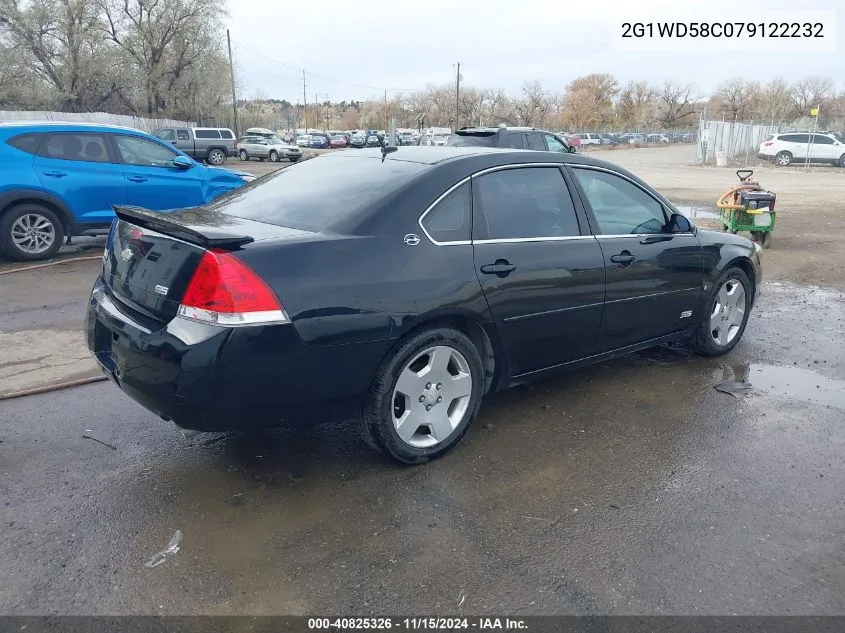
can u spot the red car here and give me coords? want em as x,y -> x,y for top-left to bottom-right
565,134 -> 582,149
330,134 -> 349,148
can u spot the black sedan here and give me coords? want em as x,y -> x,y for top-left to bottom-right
86,147 -> 762,464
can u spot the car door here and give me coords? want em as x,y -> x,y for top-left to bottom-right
111,134 -> 205,210
568,165 -> 703,350
810,134 -> 837,162
502,132 -> 528,149
783,133 -> 809,160
170,127 -> 194,156
471,165 -> 606,377
543,133 -> 569,154
32,132 -> 126,225
526,132 -> 546,151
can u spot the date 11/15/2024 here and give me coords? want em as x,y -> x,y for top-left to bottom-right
308,617 -> 527,630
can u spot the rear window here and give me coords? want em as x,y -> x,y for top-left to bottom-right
446,132 -> 496,147
6,133 -> 44,155
207,154 -> 428,231
194,129 -> 221,139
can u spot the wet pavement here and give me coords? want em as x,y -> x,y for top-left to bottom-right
1,282 -> 844,615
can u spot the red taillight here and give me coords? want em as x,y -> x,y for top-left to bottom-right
762,141 -> 774,146
178,249 -> 289,326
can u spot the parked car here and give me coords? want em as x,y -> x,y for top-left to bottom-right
296,134 -> 312,148
646,133 -> 670,144
350,132 -> 367,148
237,135 -> 302,162
598,134 -> 618,146
309,133 -> 330,149
758,132 -> 845,167
618,133 -> 645,145
575,133 -> 602,146
447,126 -> 575,154
330,134 -> 349,148
565,134 -> 582,149
85,146 -> 761,464
365,134 -> 383,148
0,121 -> 254,261
154,126 -> 237,165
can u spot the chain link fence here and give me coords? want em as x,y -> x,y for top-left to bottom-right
695,120 -> 782,166
0,110 -> 195,133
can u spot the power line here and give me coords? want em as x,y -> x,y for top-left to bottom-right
234,41 -> 415,94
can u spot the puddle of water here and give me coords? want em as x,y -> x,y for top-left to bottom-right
674,204 -> 719,220
723,362 -> 845,410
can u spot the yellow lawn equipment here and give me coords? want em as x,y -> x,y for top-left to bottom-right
716,169 -> 776,248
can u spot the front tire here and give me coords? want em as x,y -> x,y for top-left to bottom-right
269,150 -> 279,162
689,267 -> 753,357
838,153 -> 845,168
361,327 -> 485,464
775,151 -> 792,166
0,203 -> 65,262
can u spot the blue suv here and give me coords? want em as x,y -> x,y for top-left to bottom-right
0,122 -> 255,261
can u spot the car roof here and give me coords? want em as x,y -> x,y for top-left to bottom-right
327,145 -> 608,167
0,120 -> 142,133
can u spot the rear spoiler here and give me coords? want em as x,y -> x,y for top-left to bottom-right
113,205 -> 254,249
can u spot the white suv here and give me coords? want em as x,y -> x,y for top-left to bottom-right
575,133 -> 602,146
759,132 -> 845,167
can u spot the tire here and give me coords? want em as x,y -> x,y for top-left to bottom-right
207,148 -> 226,165
360,327 -> 485,464
269,150 -> 279,162
689,267 -> 753,357
0,203 -> 65,262
775,151 -> 792,166
239,149 -> 249,161
838,154 -> 845,168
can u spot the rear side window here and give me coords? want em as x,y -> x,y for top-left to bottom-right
6,133 -> 44,155
40,133 -> 110,163
446,132 -> 496,147
475,167 -> 580,240
220,130 -> 234,139
207,154 -> 428,231
421,182 -> 471,243
504,133 -> 526,149
194,129 -> 221,139
176,129 -> 190,140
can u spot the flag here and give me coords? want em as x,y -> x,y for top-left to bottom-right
810,107 -> 819,116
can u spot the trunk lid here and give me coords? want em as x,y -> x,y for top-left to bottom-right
102,205 -> 312,326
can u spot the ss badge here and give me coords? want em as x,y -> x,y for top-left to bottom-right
154,284 -> 169,296
680,310 -> 693,319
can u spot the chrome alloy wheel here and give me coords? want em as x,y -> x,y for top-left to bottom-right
391,345 -> 473,449
11,213 -> 56,254
710,278 -> 746,347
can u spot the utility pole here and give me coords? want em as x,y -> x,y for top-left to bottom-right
455,62 -> 461,131
384,90 -> 388,132
302,69 -> 307,130
226,29 -> 239,136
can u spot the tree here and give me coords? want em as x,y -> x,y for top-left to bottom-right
791,76 -> 834,120
616,80 -> 657,129
514,81 -> 550,127
561,73 -> 618,130
715,77 -> 760,121
98,0 -> 227,115
656,81 -> 698,128
754,78 -> 792,124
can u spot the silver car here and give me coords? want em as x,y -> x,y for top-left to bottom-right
237,135 -> 302,162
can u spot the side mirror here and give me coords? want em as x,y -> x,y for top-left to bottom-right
668,213 -> 692,233
568,145 -> 577,153
171,155 -> 193,169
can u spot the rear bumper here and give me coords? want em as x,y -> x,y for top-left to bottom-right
85,277 -> 391,432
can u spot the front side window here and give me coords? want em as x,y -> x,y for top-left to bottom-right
475,167 -> 580,240
40,133 -> 110,163
157,129 -> 175,141
544,134 -> 567,153
571,167 -> 667,235
811,134 -> 834,145
114,135 -> 178,167
421,182 -> 471,243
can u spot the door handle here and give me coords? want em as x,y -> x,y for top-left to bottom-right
480,259 -> 516,276
127,176 -> 148,183
42,170 -> 67,178
639,234 -> 672,244
610,251 -> 636,266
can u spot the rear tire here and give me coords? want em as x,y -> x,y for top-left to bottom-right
207,148 -> 226,165
775,151 -> 792,166
0,203 -> 65,262
360,327 -> 485,464
239,149 -> 249,161
838,154 -> 845,168
689,267 -> 752,357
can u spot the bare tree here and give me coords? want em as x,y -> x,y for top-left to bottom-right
716,77 -> 760,121
98,0 -> 226,115
791,76 -> 834,119
754,78 -> 793,124
656,81 -> 699,128
514,81 -> 550,127
616,80 -> 657,129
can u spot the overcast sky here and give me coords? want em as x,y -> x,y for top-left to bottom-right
227,0 -> 843,103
